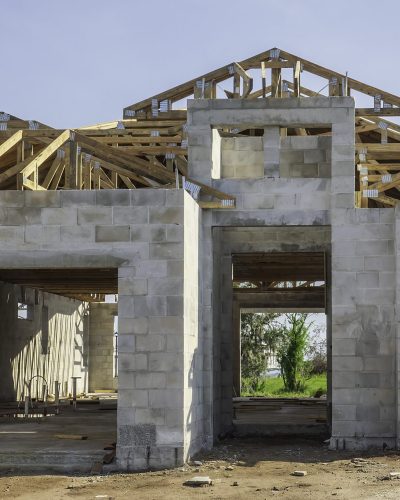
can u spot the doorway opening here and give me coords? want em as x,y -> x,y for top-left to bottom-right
0,268 -> 119,471
231,252 -> 329,436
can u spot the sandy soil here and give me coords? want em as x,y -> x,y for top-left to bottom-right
2,437 -> 400,499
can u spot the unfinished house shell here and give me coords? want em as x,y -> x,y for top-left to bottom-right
1,47 -> 400,471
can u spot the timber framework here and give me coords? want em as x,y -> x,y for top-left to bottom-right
1,47 -> 400,208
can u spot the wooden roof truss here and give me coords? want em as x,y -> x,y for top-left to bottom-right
2,47 -> 400,207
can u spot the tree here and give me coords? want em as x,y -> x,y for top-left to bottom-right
241,312 -> 284,385
277,313 -> 310,392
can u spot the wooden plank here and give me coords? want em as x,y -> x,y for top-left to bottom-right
22,178 -> 46,191
49,162 -> 65,190
42,155 -> 62,189
73,131 -> 175,183
356,108 -> 400,117
20,130 -> 71,178
0,130 -> 23,158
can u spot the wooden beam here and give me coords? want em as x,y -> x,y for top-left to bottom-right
356,108 -> 400,117
0,130 -> 23,158
20,130 -> 71,179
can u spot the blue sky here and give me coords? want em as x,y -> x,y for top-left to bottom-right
2,0 -> 400,128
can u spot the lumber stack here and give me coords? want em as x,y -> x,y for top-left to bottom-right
233,397 -> 327,425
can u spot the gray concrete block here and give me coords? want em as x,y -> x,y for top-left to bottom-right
77,206 -> 112,225
60,225 -> 94,242
25,225 -> 61,244
167,296 -> 183,316
119,353 -> 148,372
0,226 -> 26,245
356,405 -> 380,421
131,189 -> 167,206
149,207 -> 183,225
148,278 -> 183,295
148,389 -> 183,408
133,296 -> 167,316
96,189 -> 130,206
149,316 -> 183,334
41,207 -> 77,225
113,206 -> 148,224
95,225 -> 130,242
136,335 -> 166,352
135,408 -> 165,425
25,191 -> 61,207
61,190 -> 96,206
150,242 -> 184,260
119,317 -> 148,335
166,190 -> 184,207
149,353 -> 183,373
119,277 -> 147,296
304,149 -> 325,163
0,190 -> 24,207
2,207 -> 41,225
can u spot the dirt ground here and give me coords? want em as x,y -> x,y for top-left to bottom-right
2,437 -> 400,499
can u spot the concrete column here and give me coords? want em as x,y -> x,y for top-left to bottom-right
263,126 -> 280,177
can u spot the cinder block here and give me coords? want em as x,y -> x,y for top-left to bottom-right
60,225 -> 94,242
150,242 -> 184,260
0,190 -> 24,207
166,225 -> 183,242
135,260 -> 168,278
149,207 -> 183,225
25,225 -> 61,244
149,316 -> 183,334
61,190 -> 96,206
131,189 -> 167,206
77,206 -> 112,225
119,389 -> 149,408
96,190 -> 130,206
332,405 -> 357,421
304,149 -> 325,163
135,408 -> 165,425
25,191 -> 61,207
356,271 -> 379,288
148,389 -> 183,408
118,335 -> 135,353
167,296 -> 183,316
357,372 -> 380,389
148,278 -> 183,295
356,405 -> 380,421
133,296 -> 167,316
119,277 -> 147,296
95,225 -> 130,242
0,226 -> 25,244
165,190 -> 184,207
136,335 -> 166,352
41,207 -> 77,225
119,353 -> 148,372
135,374 -> 166,390
113,207 -> 148,224
148,353 -> 183,372
289,164 -> 319,178
119,317 -> 148,335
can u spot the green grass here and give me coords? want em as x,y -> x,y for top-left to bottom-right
241,373 -> 327,398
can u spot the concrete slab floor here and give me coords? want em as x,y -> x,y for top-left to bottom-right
0,405 -> 116,473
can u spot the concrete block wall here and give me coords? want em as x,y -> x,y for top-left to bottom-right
183,193 -> 207,456
212,227 -> 330,433
330,208 -> 397,449
89,302 -> 118,392
0,188 -> 204,470
220,136 -> 264,178
0,282 -> 88,401
280,136 -> 331,178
